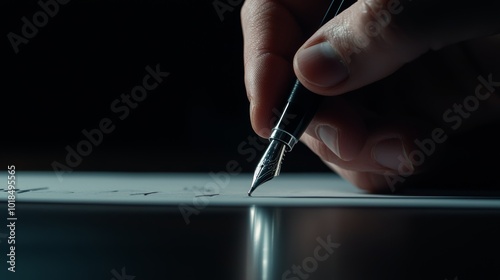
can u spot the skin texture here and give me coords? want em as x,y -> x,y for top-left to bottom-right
241,0 -> 500,192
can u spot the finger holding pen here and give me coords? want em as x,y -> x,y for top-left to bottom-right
241,0 -> 500,192
293,0 -> 500,95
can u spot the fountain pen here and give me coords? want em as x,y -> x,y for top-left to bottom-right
248,0 -> 350,196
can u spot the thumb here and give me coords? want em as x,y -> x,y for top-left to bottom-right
293,0 -> 500,95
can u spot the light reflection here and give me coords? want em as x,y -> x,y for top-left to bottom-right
246,205 -> 279,280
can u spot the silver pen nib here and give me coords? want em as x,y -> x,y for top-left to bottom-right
248,140 -> 287,196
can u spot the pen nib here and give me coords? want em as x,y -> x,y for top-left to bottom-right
248,140 -> 287,196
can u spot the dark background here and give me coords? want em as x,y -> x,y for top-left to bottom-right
4,0 -> 500,192
1,0 -> 330,175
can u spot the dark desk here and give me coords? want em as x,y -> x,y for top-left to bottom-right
1,172 -> 499,280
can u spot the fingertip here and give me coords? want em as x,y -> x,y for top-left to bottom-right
372,137 -> 414,174
294,42 -> 349,90
324,163 -> 393,193
315,123 -> 365,162
246,52 -> 295,139
292,0 -> 432,97
249,101 -> 272,139
310,97 -> 367,161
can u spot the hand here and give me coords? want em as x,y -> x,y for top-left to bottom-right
241,0 -> 500,192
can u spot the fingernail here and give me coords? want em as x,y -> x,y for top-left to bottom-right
372,138 -> 413,172
296,42 -> 348,88
316,125 -> 341,159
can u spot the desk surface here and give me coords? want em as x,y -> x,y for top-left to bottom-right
1,172 -> 500,280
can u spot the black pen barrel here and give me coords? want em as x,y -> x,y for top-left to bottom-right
273,79 -> 323,147
273,0 -> 353,146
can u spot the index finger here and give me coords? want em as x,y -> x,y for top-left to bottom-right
240,0 -> 330,137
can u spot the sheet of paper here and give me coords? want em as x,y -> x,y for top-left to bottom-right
1,171 -> 500,208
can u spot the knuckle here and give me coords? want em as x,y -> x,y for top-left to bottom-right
358,0 -> 402,44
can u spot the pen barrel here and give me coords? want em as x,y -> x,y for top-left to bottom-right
271,80 -> 323,150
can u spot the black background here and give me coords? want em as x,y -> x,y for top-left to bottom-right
1,0 -> 330,175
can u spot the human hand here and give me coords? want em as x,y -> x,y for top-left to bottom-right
241,0 -> 500,192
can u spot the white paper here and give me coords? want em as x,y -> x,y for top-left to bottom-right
1,171 -> 499,208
